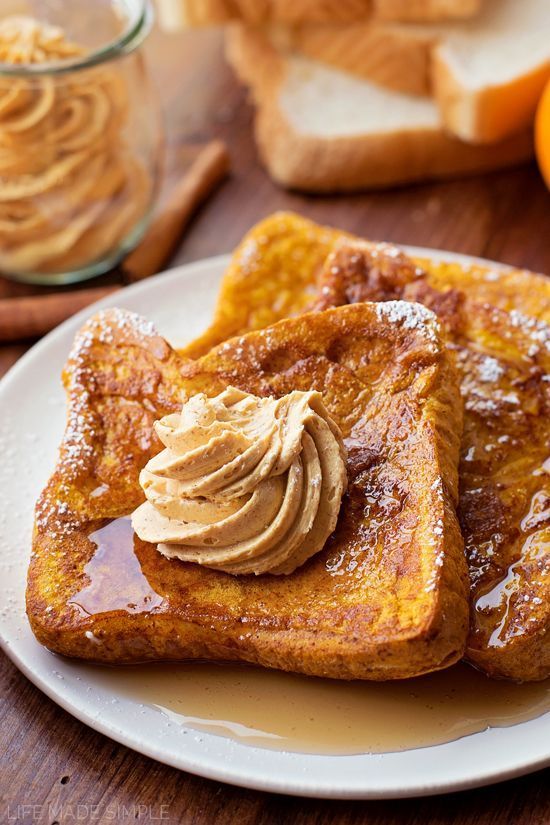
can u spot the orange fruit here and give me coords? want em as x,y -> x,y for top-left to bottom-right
535,78 -> 550,189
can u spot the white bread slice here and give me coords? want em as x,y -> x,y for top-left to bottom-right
432,0 -> 550,143
265,0 -> 550,142
156,0 -> 482,27
226,26 -> 532,192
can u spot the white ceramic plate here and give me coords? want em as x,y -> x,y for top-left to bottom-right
1,250 -> 549,800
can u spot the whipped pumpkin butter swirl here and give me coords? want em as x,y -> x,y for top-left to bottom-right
132,387 -> 348,576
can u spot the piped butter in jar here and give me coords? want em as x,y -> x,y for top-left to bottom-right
0,3 -> 161,284
132,387 -> 348,576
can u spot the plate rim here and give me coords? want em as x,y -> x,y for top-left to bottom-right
1,247 -> 548,800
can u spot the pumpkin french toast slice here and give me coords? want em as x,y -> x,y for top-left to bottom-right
182,211 -> 550,359
27,304 -> 468,680
317,240 -> 550,681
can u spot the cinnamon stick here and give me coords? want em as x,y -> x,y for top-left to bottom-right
122,139 -> 230,282
0,286 -> 119,343
0,140 -> 230,343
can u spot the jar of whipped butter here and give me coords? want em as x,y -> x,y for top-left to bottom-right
0,1 -> 162,284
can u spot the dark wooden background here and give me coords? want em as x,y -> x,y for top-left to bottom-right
1,23 -> 549,825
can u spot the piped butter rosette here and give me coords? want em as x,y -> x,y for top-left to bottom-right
0,16 -> 151,274
132,387 -> 348,576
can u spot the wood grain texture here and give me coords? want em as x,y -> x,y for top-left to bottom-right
0,22 -> 549,824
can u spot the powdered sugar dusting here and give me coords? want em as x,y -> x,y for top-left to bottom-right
430,477 -> 444,500
35,484 -> 80,533
64,309 -> 160,475
477,356 -> 505,383
508,309 -> 550,354
69,308 -> 159,354
36,309 -> 163,535
375,300 -> 440,344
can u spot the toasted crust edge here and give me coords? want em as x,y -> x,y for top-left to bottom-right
375,0 -> 481,20
174,0 -> 481,25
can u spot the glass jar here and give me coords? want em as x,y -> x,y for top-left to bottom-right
0,0 -> 163,284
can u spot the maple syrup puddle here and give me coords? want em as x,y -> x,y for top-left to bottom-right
75,658 -> 548,756
70,517 -> 549,755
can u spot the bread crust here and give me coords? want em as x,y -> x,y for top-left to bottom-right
226,26 -> 533,192
176,0 -> 479,25
374,0 -> 481,20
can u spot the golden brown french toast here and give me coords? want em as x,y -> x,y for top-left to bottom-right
318,242 -> 550,681
27,304 -> 468,680
180,212 -> 550,680
182,212 -> 550,359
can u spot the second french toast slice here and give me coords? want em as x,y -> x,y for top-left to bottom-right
182,212 -> 550,359
319,241 -> 550,681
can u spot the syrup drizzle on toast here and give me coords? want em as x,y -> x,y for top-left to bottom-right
71,517 -> 549,755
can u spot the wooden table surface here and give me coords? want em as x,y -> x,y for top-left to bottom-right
1,24 -> 549,825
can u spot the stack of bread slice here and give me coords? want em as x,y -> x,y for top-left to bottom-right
158,0 -> 550,191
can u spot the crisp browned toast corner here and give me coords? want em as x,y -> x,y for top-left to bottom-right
27,304 -> 468,680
